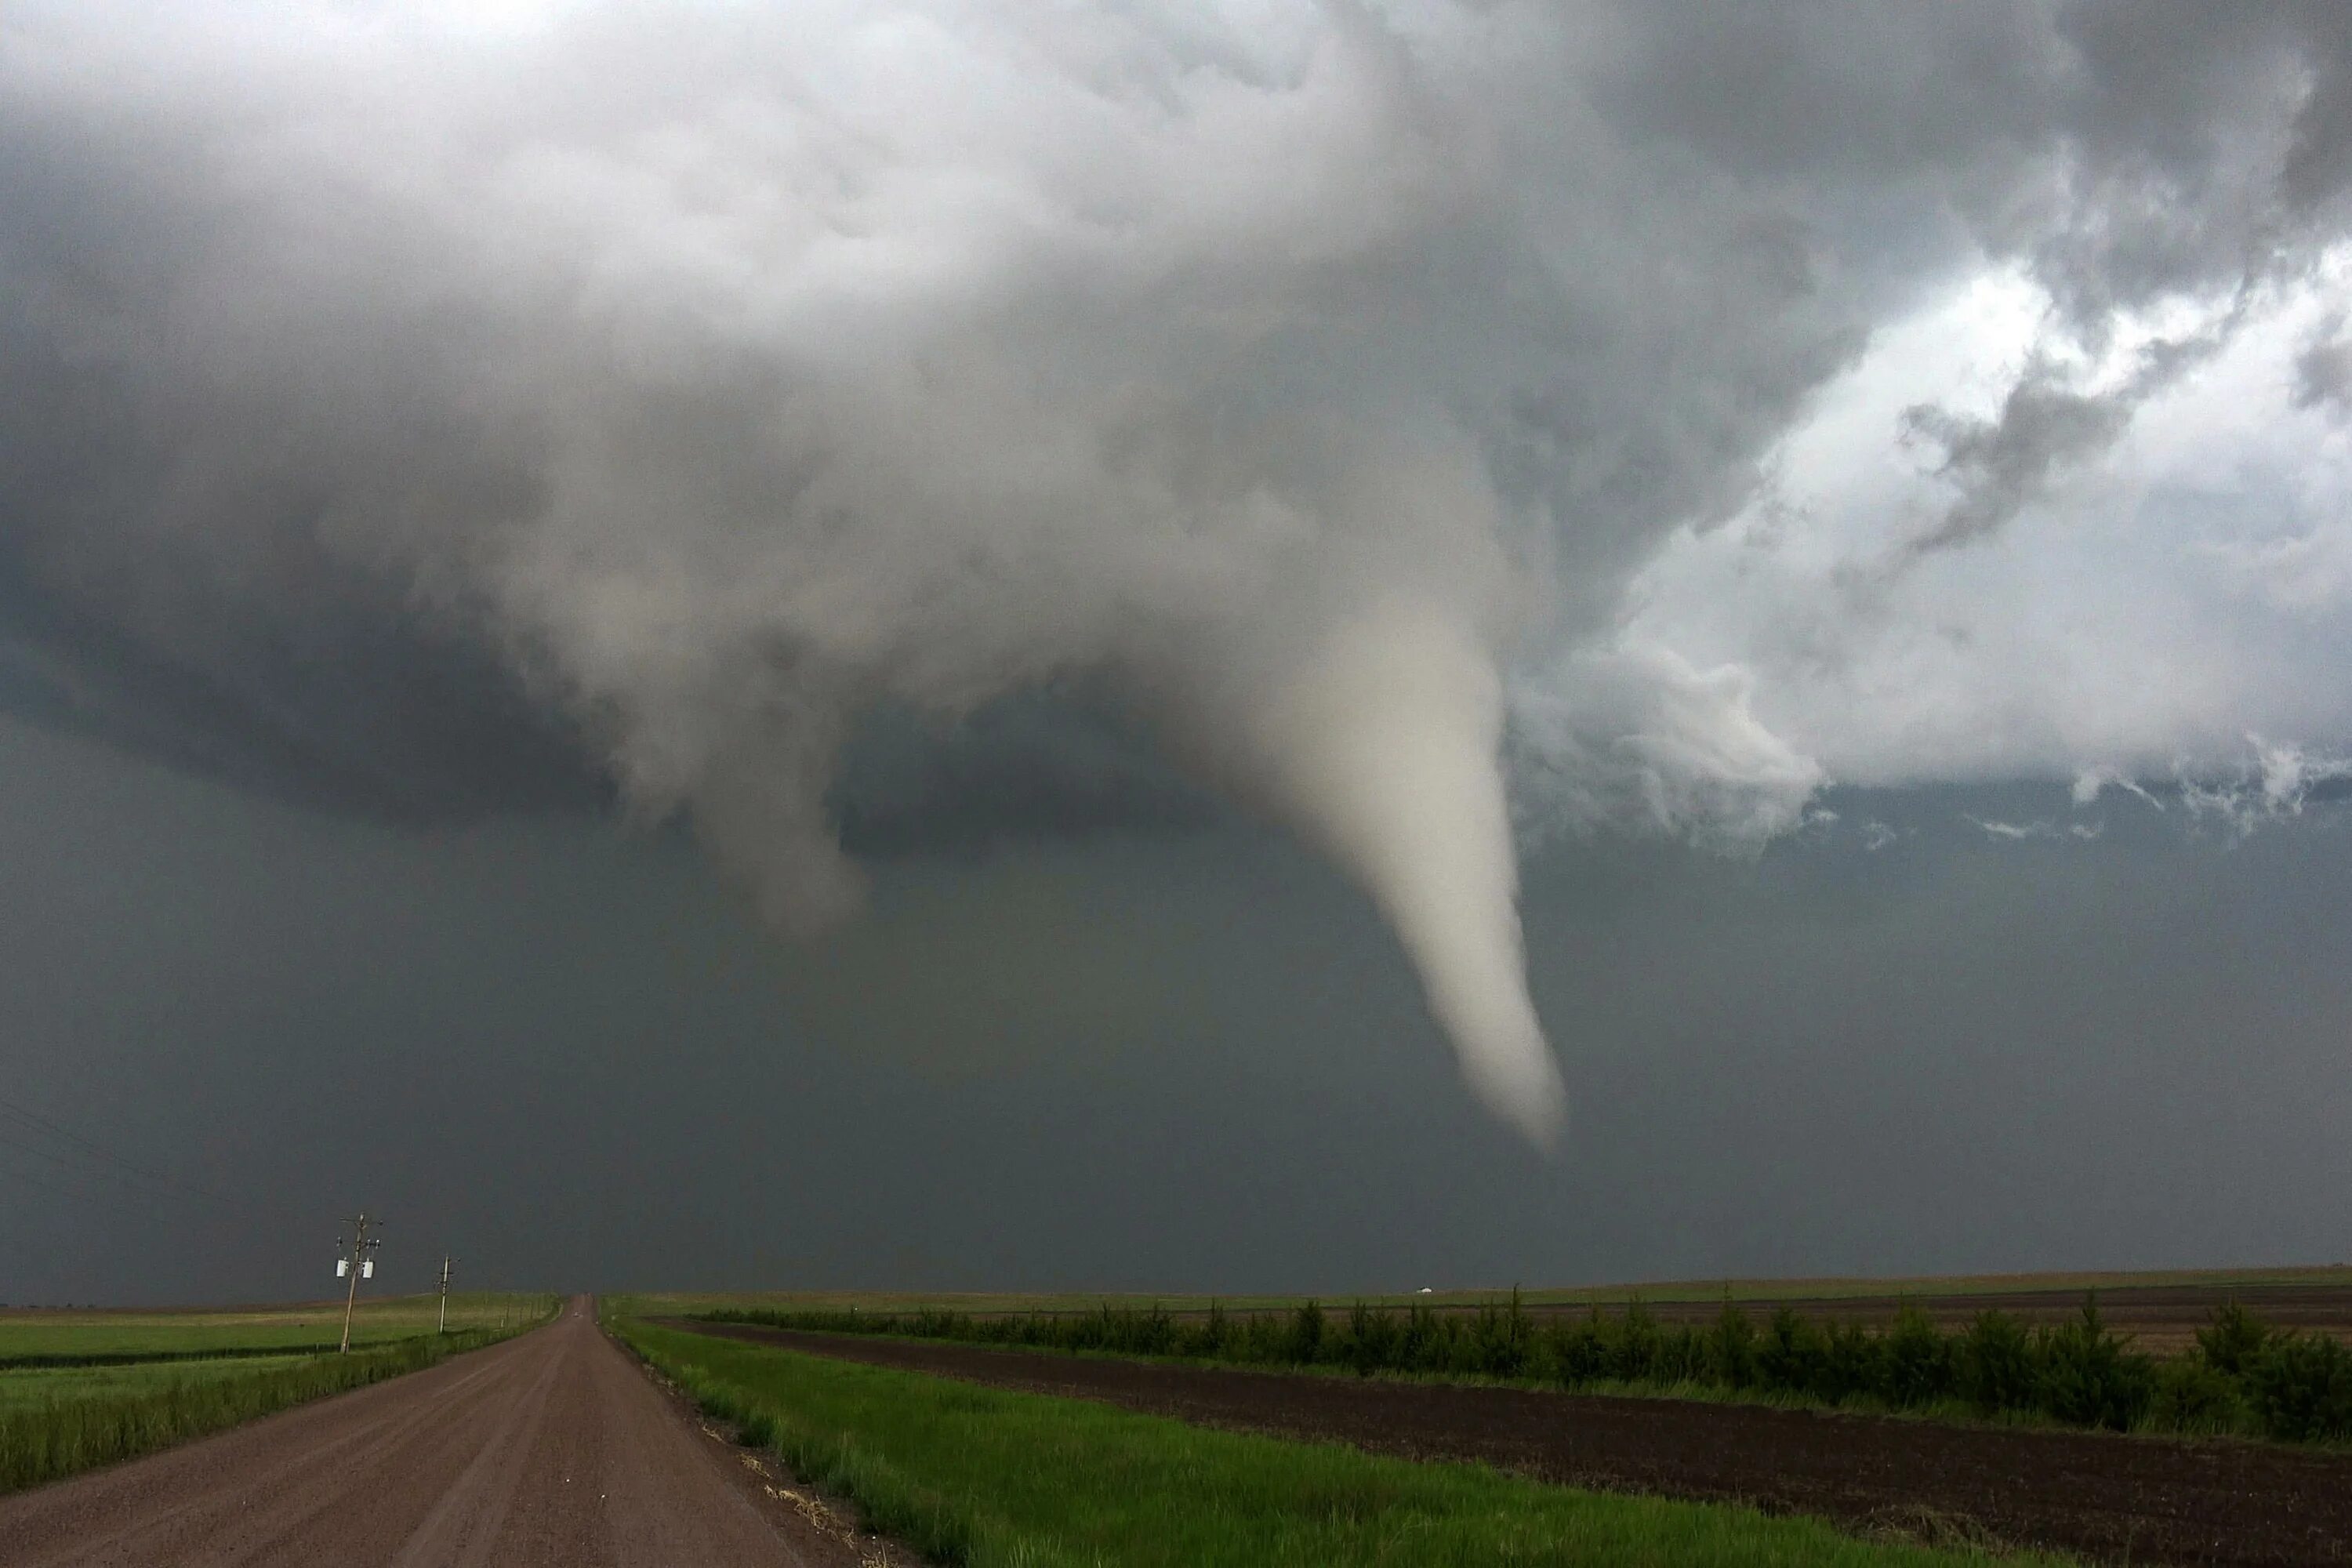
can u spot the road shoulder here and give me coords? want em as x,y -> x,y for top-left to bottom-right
605,1316 -> 920,1568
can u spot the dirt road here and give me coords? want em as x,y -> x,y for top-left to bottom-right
0,1298 -> 866,1568
683,1321 -> 2352,1567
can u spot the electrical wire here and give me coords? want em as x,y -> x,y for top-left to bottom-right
0,1095 -> 314,1237
0,1092 -> 242,1208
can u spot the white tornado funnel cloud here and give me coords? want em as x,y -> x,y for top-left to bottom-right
1242,604 -> 1566,1147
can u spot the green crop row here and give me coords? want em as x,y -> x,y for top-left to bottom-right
702,1294 -> 2352,1444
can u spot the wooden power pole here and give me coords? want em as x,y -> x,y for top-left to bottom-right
336,1212 -> 381,1354
437,1254 -> 452,1333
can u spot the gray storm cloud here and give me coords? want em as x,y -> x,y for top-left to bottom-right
2,1 -> 2347,1138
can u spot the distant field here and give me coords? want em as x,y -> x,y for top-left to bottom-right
635,1264 -> 2352,1312
629,1265 -> 2352,1352
0,1293 -> 552,1363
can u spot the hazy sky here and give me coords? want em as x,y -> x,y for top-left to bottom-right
2,2 -> 2349,1301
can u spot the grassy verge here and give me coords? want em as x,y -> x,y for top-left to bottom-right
0,1303 -> 555,1493
614,1317 -> 2062,1568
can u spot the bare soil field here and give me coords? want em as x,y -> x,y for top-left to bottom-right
683,1320 -> 2352,1567
0,1299 -> 880,1568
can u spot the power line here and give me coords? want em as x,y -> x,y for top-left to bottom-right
0,1094 -> 322,1243
0,1143 -> 207,1226
0,1162 -> 127,1257
0,1125 -> 202,1206
0,1156 -> 125,1208
2,1099 -> 448,1310
0,1092 -> 241,1209
0,1152 -> 216,1254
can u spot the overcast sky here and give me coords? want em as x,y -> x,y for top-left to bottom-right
2,2 -> 2349,1302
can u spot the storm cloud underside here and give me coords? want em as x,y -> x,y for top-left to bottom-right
2,1 -> 2348,1134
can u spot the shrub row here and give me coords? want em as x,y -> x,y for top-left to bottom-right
702,1294 -> 2352,1444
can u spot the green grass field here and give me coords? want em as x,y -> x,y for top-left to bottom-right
0,1354 -> 314,1414
628,1265 -> 2352,1320
613,1316 -> 2063,1568
0,1292 -> 554,1363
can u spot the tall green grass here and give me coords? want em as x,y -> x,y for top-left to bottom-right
616,1319 -> 2061,1568
701,1292 -> 2352,1446
0,1354 -> 314,1414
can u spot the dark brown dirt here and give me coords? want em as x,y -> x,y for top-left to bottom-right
0,1298 -> 889,1567
681,1321 -> 2352,1568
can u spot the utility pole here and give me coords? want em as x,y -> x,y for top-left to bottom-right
335,1212 -> 382,1354
437,1254 -> 452,1334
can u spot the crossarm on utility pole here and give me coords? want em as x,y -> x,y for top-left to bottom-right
336,1212 -> 379,1353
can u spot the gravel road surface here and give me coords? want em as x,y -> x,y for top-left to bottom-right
1,1298 -> 855,1567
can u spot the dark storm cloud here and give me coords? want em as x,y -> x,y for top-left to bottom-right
0,590 -> 603,824
1,0 -> 2343,839
1893,320 -> 2245,557
832,699 -> 1220,858
1898,372 -> 2140,554
0,169 -> 591,820
2,2 -> 2350,1137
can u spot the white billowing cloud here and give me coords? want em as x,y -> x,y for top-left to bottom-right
2171,739 -> 2352,837
1629,250 -> 2352,798
1510,644 -> 1823,852
2,1 -> 2350,1137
